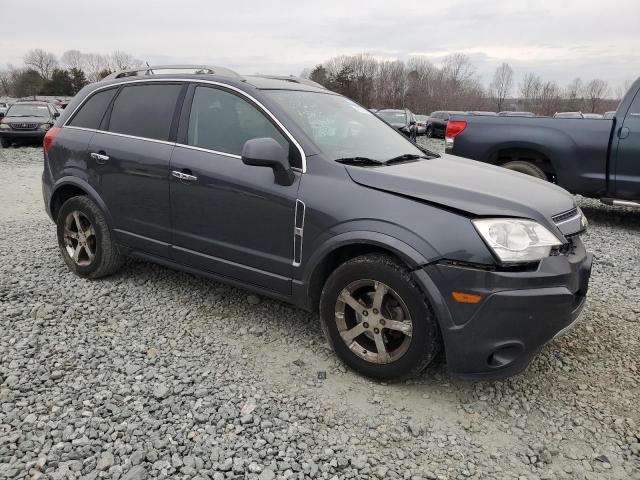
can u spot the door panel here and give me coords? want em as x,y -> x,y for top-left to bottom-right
169,146 -> 299,293
614,91 -> 640,199
88,132 -> 173,256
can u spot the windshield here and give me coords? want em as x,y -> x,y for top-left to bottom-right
7,104 -> 50,117
265,91 -> 424,162
376,110 -> 407,125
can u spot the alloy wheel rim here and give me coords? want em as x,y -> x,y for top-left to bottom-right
334,279 -> 413,364
63,210 -> 96,266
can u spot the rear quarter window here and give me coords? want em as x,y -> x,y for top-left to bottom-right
108,84 -> 182,141
68,88 -> 118,129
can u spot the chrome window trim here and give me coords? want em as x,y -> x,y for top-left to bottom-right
174,143 -> 241,159
63,77 -> 307,172
65,125 -> 177,146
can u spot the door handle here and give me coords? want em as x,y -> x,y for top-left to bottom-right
171,170 -> 198,182
90,152 -> 110,163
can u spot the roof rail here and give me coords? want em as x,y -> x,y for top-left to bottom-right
103,65 -> 243,80
254,75 -> 326,89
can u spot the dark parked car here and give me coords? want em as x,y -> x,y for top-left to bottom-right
425,111 -> 465,138
375,109 -> 417,142
0,101 -> 59,147
447,77 -> 640,207
43,65 -> 592,381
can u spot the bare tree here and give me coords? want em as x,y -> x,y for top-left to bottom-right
83,53 -> 110,82
23,49 -> 58,80
489,63 -> 513,111
584,79 -> 609,113
109,51 -> 143,71
564,78 -> 584,111
0,70 -> 11,96
61,50 -> 85,71
615,80 -> 632,100
520,73 -> 542,112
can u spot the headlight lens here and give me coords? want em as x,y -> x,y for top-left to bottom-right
472,218 -> 562,264
39,123 -> 52,131
0,123 -> 9,130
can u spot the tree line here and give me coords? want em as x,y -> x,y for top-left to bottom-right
304,53 -> 625,115
0,49 -> 144,98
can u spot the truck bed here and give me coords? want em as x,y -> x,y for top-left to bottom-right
447,115 -> 615,198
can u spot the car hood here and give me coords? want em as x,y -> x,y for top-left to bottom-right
345,153 -> 576,235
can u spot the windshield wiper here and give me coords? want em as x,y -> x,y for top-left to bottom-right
384,153 -> 427,164
335,157 -> 385,166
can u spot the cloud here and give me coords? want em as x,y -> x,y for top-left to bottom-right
1,0 -> 638,90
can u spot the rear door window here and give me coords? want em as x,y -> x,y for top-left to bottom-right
68,88 -> 117,129
108,84 -> 182,141
186,86 -> 290,159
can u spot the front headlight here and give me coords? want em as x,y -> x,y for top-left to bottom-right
39,123 -> 52,131
0,123 -> 9,130
472,218 -> 562,264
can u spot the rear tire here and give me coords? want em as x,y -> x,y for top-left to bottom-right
425,126 -> 433,138
56,196 -> 124,279
502,160 -> 547,181
319,254 -> 441,381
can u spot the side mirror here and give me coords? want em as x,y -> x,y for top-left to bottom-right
241,137 -> 295,186
409,120 -> 416,126
0,113 -> 4,119
53,112 -> 60,118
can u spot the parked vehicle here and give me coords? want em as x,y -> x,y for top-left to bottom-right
375,109 -> 417,142
0,101 -> 60,147
415,114 -> 428,135
498,111 -> 535,117
603,111 -> 616,119
426,111 -> 465,138
553,111 -> 584,119
446,77 -> 640,206
43,65 -> 592,381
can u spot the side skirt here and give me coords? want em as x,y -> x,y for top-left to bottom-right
128,249 -> 311,309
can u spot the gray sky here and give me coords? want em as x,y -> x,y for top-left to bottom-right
2,0 -> 639,93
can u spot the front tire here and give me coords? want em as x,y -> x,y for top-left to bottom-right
501,160 -> 547,180
56,196 -> 124,278
319,254 -> 441,381
1,138 -> 10,148
425,126 -> 433,138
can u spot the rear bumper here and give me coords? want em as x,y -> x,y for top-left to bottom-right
414,238 -> 592,380
0,130 -> 45,143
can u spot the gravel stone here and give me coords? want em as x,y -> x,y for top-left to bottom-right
0,144 -> 638,480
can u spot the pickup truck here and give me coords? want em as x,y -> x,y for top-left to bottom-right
446,77 -> 640,207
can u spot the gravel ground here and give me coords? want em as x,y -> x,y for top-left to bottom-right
0,143 -> 638,480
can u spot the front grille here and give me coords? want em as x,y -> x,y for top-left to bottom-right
10,122 -> 39,131
552,207 -> 578,223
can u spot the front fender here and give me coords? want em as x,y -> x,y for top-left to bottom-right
302,230 -> 436,284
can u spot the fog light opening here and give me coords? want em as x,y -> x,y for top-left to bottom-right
487,344 -> 524,368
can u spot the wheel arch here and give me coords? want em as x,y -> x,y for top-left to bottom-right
299,231 -> 435,312
487,143 -> 558,179
49,177 -> 113,227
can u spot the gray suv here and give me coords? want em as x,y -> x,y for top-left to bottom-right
42,65 -> 592,381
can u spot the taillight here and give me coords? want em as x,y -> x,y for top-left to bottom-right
445,120 -> 467,138
43,127 -> 61,156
